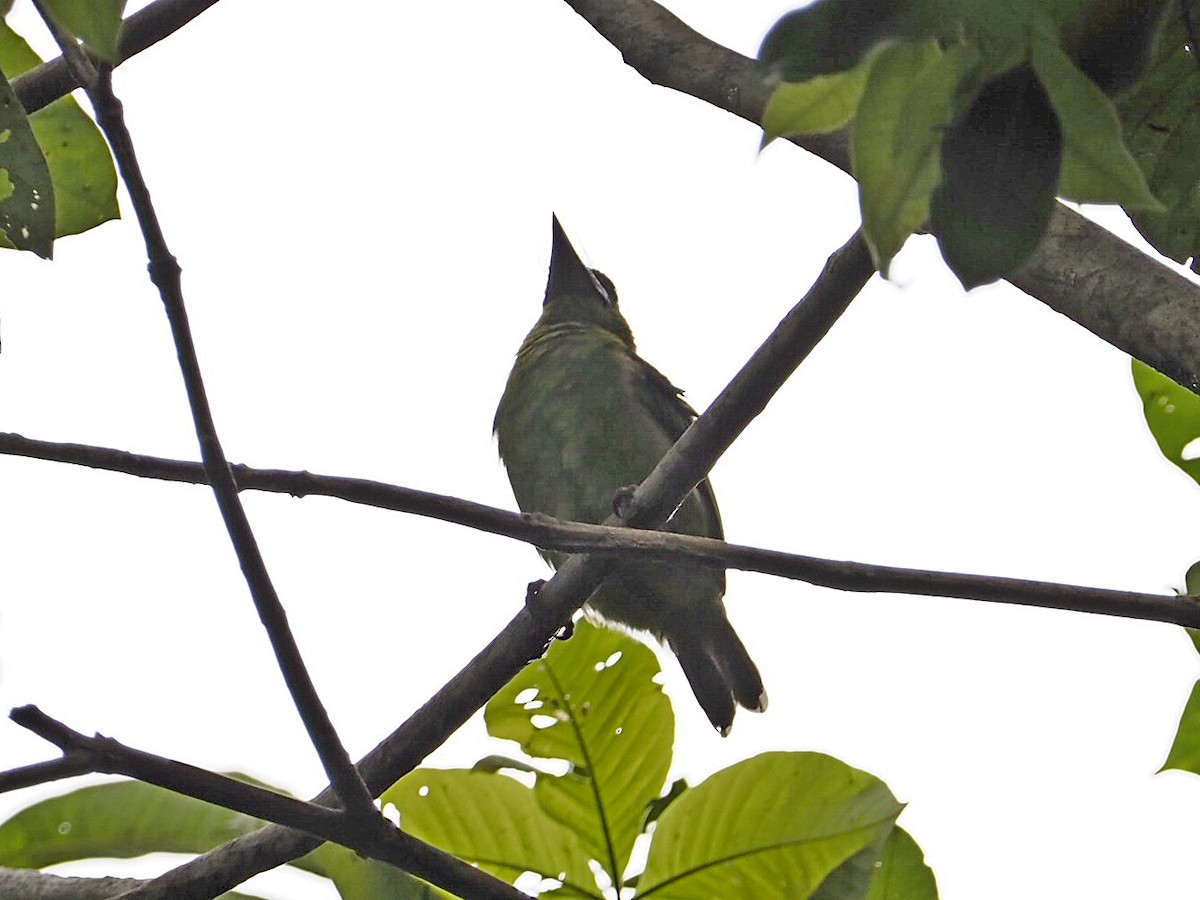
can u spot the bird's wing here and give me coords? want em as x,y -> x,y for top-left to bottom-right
629,355 -> 725,543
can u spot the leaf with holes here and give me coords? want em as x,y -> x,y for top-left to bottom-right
0,21 -> 118,241
485,620 -> 673,887
0,61 -> 53,256
382,768 -> 596,896
1131,358 -> 1200,485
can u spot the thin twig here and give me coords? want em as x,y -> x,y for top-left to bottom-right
2,429 -> 1190,628
117,225 -> 876,898
29,9 -> 376,824
3,430 -> 1195,625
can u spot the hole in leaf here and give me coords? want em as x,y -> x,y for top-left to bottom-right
1182,436 -> 1200,460
514,687 -> 539,705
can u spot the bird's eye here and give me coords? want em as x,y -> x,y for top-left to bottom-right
590,270 -> 618,305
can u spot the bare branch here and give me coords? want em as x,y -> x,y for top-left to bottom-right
561,0 -> 1200,391
6,707 -> 528,900
12,0 -> 221,114
3,429 -> 1195,627
0,868 -> 147,900
32,17 -> 376,826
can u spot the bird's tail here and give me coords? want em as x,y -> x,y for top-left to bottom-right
669,612 -> 766,736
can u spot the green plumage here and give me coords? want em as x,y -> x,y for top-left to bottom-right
494,216 -> 766,734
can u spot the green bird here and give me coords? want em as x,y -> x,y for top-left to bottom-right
495,216 -> 766,735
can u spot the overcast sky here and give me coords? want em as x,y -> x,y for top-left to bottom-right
2,2 -> 1200,897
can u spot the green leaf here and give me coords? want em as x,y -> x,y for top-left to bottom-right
486,620 -> 673,885
852,39 -> 977,274
1161,680 -> 1200,775
864,827 -> 938,900
0,22 -> 118,239
1116,10 -> 1200,272
0,778 -> 273,869
0,63 -> 53,256
761,62 -> 877,140
931,65 -> 1061,289
638,751 -> 903,899
758,0 -> 919,81
40,0 -> 126,61
383,768 -> 597,896
1130,358 -> 1200,486
1030,33 -> 1161,209
0,777 -> 321,898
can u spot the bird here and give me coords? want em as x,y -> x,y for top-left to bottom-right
494,215 -> 766,735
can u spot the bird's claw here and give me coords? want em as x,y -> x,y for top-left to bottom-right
524,579 -> 574,644
611,484 -> 639,521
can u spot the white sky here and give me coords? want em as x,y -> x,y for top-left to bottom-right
2,1 -> 1200,898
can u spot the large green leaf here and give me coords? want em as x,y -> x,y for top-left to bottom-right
0,778 -> 274,869
1030,33 -> 1161,209
930,65 -> 1061,288
383,768 -> 597,896
0,776 -> 442,898
0,60 -> 53,256
852,39 -> 976,274
637,751 -> 903,899
0,778 -> 305,898
0,21 -> 118,239
1131,359 -> 1200,486
485,620 -> 673,885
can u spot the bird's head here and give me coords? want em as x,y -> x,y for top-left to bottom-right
540,214 -> 635,348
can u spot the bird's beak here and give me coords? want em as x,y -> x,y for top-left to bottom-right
546,214 -> 602,305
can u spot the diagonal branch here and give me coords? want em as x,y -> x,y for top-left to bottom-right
561,0 -> 1200,392
31,11 -> 376,824
115,226 -> 875,899
5,707 -> 528,900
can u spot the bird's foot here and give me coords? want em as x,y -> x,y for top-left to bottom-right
611,484 -> 639,521
525,579 -> 574,642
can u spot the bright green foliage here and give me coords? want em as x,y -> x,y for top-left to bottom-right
482,619 -> 673,883
0,623 -> 926,898
0,776 -> 437,898
1116,10 -> 1200,273
41,0 -> 126,61
1131,359 -> 1200,485
759,0 -> 1167,286
1161,680 -> 1200,776
638,751 -> 903,898
851,40 -> 976,274
0,60 -> 53,256
1131,360 -> 1200,780
0,20 -> 118,248
1030,33 -> 1160,208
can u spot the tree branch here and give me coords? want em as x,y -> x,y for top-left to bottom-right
32,12 -> 377,826
105,225 -> 875,898
11,0 -> 221,114
3,429 -> 1195,626
561,0 -> 1200,391
4,707 -> 528,900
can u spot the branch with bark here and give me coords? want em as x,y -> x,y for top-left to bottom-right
562,0 -> 1200,391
